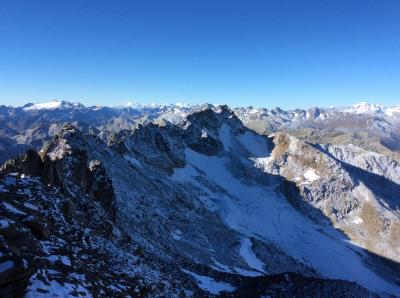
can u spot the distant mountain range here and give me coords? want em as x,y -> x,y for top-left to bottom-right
1,100 -> 399,164
0,100 -> 399,296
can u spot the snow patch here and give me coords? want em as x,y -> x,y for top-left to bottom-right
219,123 -> 232,150
233,267 -> 263,277
24,100 -> 62,111
26,272 -> 92,298
0,219 -> 10,228
46,255 -> 71,266
124,155 -> 142,168
385,106 -> 400,116
251,157 -> 272,169
239,238 -> 267,274
304,169 -> 320,182
171,229 -> 182,240
24,202 -> 39,211
201,129 -> 208,138
0,260 -> 14,273
182,269 -> 236,294
211,258 -> 234,273
60,256 -> 72,266
47,139 -> 71,161
237,131 -> 269,157
3,202 -> 27,215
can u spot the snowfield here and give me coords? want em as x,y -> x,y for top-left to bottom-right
172,141 -> 399,295
23,100 -> 63,111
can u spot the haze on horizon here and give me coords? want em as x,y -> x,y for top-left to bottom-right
0,0 -> 399,109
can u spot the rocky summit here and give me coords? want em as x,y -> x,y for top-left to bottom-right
0,102 -> 399,297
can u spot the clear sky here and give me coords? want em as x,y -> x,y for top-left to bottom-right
0,0 -> 399,109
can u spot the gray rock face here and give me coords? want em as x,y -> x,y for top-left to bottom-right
322,143 -> 400,184
1,125 -> 117,221
258,132 -> 400,278
0,104 -> 399,296
0,149 -> 43,177
183,106 -> 244,156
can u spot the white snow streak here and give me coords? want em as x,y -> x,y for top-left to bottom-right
182,269 -> 236,294
239,238 -> 267,274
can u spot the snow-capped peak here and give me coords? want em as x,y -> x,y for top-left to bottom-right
23,100 -> 83,111
24,100 -> 63,111
385,106 -> 400,116
338,102 -> 400,116
121,101 -> 135,107
343,102 -> 384,114
121,101 -> 191,110
175,102 -> 190,108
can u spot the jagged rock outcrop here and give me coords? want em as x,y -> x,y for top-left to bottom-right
182,105 -> 246,156
115,122 -> 186,175
0,149 -> 43,177
2,125 -> 117,221
87,160 -> 117,220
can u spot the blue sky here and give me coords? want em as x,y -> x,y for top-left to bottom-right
0,0 -> 399,108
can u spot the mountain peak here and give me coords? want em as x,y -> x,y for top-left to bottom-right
23,100 -> 84,111
185,104 -> 243,131
343,102 -> 384,114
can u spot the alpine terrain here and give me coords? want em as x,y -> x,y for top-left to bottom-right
0,100 -> 399,297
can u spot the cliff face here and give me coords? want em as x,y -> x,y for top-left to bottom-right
0,127 -> 123,297
1,125 -> 116,221
259,132 -> 400,268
